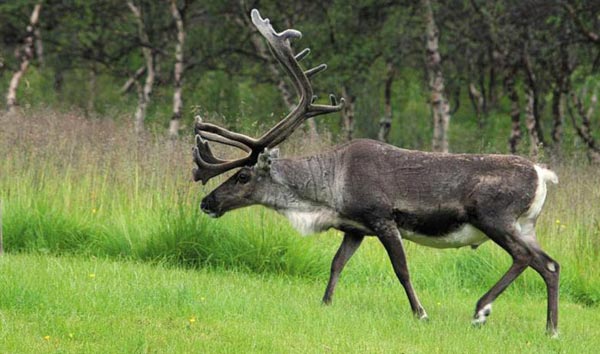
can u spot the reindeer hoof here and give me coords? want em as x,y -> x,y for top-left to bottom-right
547,328 -> 559,339
471,304 -> 492,326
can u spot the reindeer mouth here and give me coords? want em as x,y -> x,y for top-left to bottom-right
201,208 -> 223,218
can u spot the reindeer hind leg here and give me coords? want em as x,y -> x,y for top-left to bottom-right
518,219 -> 560,337
471,220 -> 533,326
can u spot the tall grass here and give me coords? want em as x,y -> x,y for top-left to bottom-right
1,109 -> 598,307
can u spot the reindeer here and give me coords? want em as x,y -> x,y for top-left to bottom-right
193,9 -> 560,336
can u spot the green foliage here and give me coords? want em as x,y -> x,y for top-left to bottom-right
1,111 -> 599,310
0,110 -> 330,277
1,254 -> 600,352
1,0 -> 599,156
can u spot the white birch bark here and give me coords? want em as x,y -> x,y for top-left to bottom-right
422,0 -> 451,153
6,3 -> 42,114
120,66 -> 146,94
525,87 -> 540,159
341,86 -> 355,142
128,1 -> 155,134
168,0 -> 185,138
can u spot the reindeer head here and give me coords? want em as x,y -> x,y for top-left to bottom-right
200,148 -> 280,217
193,9 -> 343,217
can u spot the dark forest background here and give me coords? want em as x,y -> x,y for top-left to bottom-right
1,0 -> 599,161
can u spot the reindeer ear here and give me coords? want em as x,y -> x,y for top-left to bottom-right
256,148 -> 279,174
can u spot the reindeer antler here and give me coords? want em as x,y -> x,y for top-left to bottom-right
192,9 -> 344,184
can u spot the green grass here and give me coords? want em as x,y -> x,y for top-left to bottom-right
0,253 -> 599,353
1,110 -> 599,351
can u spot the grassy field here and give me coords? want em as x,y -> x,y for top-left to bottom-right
1,253 -> 600,354
1,110 -> 599,352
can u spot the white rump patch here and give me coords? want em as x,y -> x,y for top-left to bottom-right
518,165 -> 558,230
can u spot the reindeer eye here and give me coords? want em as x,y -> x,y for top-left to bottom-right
238,172 -> 251,184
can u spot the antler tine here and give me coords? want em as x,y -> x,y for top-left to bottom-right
198,131 -> 252,153
194,119 -> 253,153
192,149 -> 251,184
192,135 -> 253,184
192,118 -> 254,184
251,9 -> 314,147
195,120 -> 258,148
305,63 -> 327,78
295,48 -> 310,61
307,95 -> 346,118
192,10 -> 345,184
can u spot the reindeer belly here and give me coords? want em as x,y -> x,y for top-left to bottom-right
400,224 -> 489,248
392,207 -> 489,248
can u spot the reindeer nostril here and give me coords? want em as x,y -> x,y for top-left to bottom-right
201,194 -> 216,213
200,198 -> 210,211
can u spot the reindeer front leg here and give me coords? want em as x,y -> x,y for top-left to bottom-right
322,232 -> 364,304
373,220 -> 428,320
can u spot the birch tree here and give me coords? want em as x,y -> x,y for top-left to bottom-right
504,66 -> 522,154
168,0 -> 186,138
6,3 -> 42,114
568,89 -> 600,164
422,0 -> 451,152
378,61 -> 395,142
128,1 -> 155,134
341,86 -> 356,142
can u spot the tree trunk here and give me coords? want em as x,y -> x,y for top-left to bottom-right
564,3 -> 600,44
34,23 -> 44,67
422,0 -> 451,152
128,1 -> 155,135
86,66 -> 97,117
568,90 -> 600,164
120,66 -> 146,94
134,81 -> 147,134
468,82 -> 484,129
169,0 -> 185,139
552,35 -> 574,154
525,87 -> 540,159
6,3 -> 42,114
487,47 -> 499,108
378,62 -> 395,142
551,87 -> 564,145
523,50 -> 546,148
505,68 -> 521,154
341,86 -> 356,142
